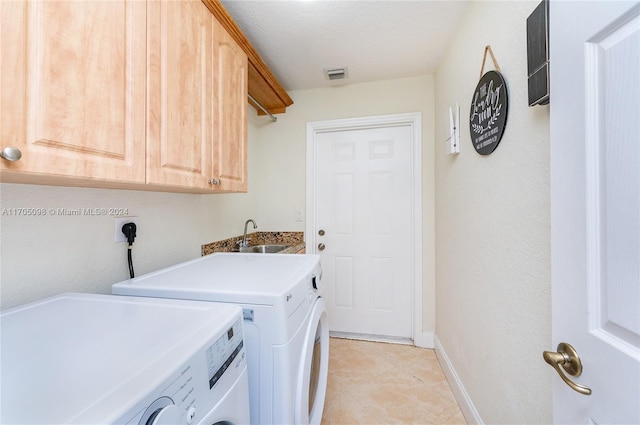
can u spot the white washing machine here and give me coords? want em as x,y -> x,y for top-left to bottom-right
112,253 -> 329,425
0,293 -> 250,425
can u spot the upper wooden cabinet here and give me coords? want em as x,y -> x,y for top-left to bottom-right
1,0 -> 250,193
0,0 -> 146,184
146,0 -> 247,192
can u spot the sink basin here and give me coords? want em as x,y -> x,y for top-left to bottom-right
237,244 -> 290,253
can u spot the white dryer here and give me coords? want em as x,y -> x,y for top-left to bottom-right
0,293 -> 250,425
113,253 -> 329,425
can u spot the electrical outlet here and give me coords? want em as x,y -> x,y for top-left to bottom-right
114,216 -> 138,243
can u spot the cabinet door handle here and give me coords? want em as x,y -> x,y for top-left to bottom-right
208,178 -> 221,186
317,243 -> 325,251
0,147 -> 22,162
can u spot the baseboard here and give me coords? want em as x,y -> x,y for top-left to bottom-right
413,330 -> 434,348
434,334 -> 484,425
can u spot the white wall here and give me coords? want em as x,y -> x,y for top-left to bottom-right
434,1 -> 551,423
0,119 -> 261,310
250,75 -> 437,334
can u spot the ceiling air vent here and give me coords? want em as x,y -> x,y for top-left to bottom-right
324,67 -> 348,81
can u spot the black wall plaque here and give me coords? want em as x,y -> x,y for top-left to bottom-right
527,0 -> 550,106
469,70 -> 509,155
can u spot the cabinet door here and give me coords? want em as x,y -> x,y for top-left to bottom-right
146,0 -> 214,189
212,20 -> 248,193
0,1 -> 146,183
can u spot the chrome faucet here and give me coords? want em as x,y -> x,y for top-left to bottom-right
240,219 -> 257,248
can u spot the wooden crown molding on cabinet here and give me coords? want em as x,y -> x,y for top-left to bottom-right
201,0 -> 293,116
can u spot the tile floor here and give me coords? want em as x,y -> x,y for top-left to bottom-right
321,337 -> 467,425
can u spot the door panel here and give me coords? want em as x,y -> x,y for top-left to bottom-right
315,125 -> 413,339
334,257 -> 354,308
586,8 -> 640,349
550,1 -> 640,422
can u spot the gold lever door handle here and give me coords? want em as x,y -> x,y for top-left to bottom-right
543,342 -> 592,396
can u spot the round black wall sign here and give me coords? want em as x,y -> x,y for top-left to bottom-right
469,70 -> 509,155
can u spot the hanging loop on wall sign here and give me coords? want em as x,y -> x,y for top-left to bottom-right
479,45 -> 501,80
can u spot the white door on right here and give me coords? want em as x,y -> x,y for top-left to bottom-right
550,1 -> 640,423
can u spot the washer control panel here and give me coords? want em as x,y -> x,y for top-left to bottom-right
206,319 -> 244,389
131,318 -> 246,425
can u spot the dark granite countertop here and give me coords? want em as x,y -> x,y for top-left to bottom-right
201,231 -> 305,256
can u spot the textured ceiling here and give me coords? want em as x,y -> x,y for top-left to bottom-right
221,0 -> 470,91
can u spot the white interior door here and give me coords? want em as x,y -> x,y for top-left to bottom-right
308,115 -> 420,341
550,1 -> 640,423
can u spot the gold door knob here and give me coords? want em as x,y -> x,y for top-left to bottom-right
543,342 -> 592,395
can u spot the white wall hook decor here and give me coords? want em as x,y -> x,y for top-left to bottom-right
448,103 -> 460,155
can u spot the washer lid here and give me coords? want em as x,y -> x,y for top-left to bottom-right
1,293 -> 241,425
113,253 -> 320,305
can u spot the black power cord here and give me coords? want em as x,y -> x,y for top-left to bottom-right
121,223 -> 137,278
